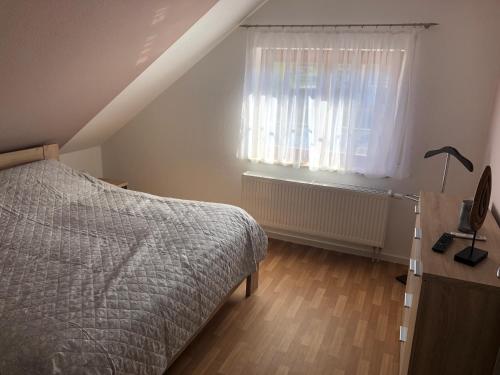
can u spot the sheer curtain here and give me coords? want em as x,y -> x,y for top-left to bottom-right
239,28 -> 417,178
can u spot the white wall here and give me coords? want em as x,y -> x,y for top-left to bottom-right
485,83 -> 500,225
102,0 -> 500,260
60,146 -> 103,178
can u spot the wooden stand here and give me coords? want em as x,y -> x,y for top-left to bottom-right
245,267 -> 259,297
454,230 -> 488,266
166,266 -> 260,372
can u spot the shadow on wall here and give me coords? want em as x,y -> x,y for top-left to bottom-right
492,204 -> 499,227
0,0 -> 218,153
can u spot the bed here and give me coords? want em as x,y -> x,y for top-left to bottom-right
0,144 -> 267,374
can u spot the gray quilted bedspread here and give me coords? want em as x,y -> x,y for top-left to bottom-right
0,160 -> 267,374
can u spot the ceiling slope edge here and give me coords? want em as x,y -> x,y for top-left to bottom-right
62,0 -> 267,153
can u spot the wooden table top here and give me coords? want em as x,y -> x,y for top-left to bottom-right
420,191 -> 500,288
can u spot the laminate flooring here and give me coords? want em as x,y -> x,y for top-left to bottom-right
169,239 -> 406,375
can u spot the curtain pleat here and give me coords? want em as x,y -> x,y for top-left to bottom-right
240,29 -> 416,178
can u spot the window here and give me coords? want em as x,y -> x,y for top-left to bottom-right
240,30 -> 416,178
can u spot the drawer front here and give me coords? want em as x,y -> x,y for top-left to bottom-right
400,265 -> 422,375
409,222 -> 423,276
414,200 -> 421,214
412,227 -> 422,277
400,219 -> 423,375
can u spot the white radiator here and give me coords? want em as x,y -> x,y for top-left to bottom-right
241,172 -> 389,249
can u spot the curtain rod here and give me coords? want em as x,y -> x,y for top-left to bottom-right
240,23 -> 438,29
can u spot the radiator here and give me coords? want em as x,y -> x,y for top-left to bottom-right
241,172 -> 389,248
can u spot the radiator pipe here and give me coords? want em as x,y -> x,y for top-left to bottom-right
387,190 -> 419,202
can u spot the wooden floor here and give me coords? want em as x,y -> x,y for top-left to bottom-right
169,239 -> 406,375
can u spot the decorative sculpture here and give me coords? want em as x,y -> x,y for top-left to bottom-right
454,166 -> 491,266
396,146 -> 475,285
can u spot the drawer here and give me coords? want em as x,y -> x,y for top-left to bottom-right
399,327 -> 408,375
409,253 -> 422,278
400,267 -> 422,375
404,269 -> 421,310
409,225 -> 422,277
400,219 -> 423,375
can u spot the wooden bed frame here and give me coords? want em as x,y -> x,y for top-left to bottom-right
167,267 -> 259,370
0,143 -> 59,170
0,143 -> 260,370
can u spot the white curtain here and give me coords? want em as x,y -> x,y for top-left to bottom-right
240,29 -> 416,178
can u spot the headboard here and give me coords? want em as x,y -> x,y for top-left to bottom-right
0,144 -> 59,171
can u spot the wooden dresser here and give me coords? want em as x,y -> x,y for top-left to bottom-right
400,192 -> 500,375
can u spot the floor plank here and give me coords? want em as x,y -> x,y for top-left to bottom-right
168,239 -> 406,375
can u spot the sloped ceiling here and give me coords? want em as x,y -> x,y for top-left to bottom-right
62,0 -> 267,153
0,0 -> 218,153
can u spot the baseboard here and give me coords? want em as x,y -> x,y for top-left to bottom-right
265,228 -> 409,265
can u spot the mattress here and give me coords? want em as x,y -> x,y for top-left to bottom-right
0,160 -> 267,374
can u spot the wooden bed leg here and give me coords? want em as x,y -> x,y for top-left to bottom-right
245,266 -> 259,298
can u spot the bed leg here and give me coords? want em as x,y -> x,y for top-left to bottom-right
245,266 -> 259,298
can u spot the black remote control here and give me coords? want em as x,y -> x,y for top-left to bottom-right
432,233 -> 454,253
